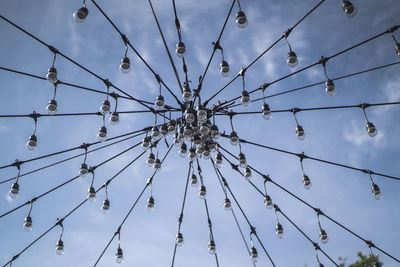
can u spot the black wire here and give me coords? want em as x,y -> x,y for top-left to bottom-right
93,143 -> 174,266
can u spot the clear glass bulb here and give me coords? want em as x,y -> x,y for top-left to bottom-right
73,7 -> 88,23
236,11 -> 248,29
109,112 -> 120,125
276,223 -> 284,239
119,57 -> 131,74
23,216 -> 33,231
55,240 -> 64,255
146,196 -> 155,212
238,153 -> 247,168
199,186 -> 207,200
190,174 -> 198,187
116,247 -> 124,264
26,135 -> 38,151
46,99 -> 58,115
371,183 -> 383,200
296,125 -> 306,141
8,182 -> 19,199
97,126 -> 107,142
342,1 -> 357,18
154,95 -> 165,110
302,174 -> 312,190
46,67 -> 58,84
151,127 -> 162,141
215,153 -> 223,168
395,42 -> 400,57
220,60 -> 230,77
79,163 -> 89,178
176,41 -> 186,58
319,229 -> 329,244
146,153 -> 155,167
250,247 -> 259,263
141,137 -> 150,151
87,186 -> 96,202
325,79 -> 336,96
264,195 -> 273,209
230,131 -> 239,146
244,167 -> 252,181
100,100 -> 111,115
223,198 -> 232,211
366,122 -> 378,137
101,199 -> 110,214
208,240 -> 216,254
153,159 -> 162,171
176,232 -> 184,247
241,91 -> 251,107
287,51 -> 298,68
262,103 -> 272,120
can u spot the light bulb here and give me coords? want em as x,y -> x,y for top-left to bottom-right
23,216 -> 33,232
302,174 -> 312,190
8,182 -> 20,199
97,126 -> 107,142
167,120 -> 176,135
79,163 -> 89,178
73,7 -> 89,23
287,51 -> 298,68
319,229 -> 329,244
46,99 -> 58,115
223,198 -> 232,211
146,196 -> 155,212
211,124 -> 220,139
115,247 -> 124,264
229,131 -> 239,146
141,137 -> 150,151
244,167 -> 252,181
262,103 -> 272,120
183,125 -> 193,140
146,153 -> 155,167
220,60 -> 230,77
160,124 -> 169,137
119,57 -> 131,74
371,183 -> 383,200
153,158 -> 162,171
196,105 -> 207,123
276,223 -> 284,239
264,195 -> 273,209
179,143 -> 188,158
342,0 -> 357,18
176,232 -> 185,247
241,90 -> 251,107
200,125 -> 210,137
193,134 -> 202,146
238,153 -> 247,168
250,246 -> 259,263
87,186 -> 96,202
175,41 -> 186,58
296,125 -> 306,141
173,133 -> 181,146
46,67 -> 58,84
202,147 -> 211,160
151,126 -> 161,141
209,141 -> 217,153
154,95 -> 165,110
208,240 -> 216,254
100,100 -> 111,115
199,185 -> 207,200
101,199 -> 110,214
236,11 -> 248,29
182,85 -> 192,102
325,79 -> 336,96
196,145 -> 204,156
185,108 -> 195,123
26,134 -> 38,151
55,239 -> 64,255
109,112 -> 120,125
188,148 -> 197,160
395,42 -> 400,57
190,174 -> 198,187
215,153 -> 223,168
366,122 -> 378,137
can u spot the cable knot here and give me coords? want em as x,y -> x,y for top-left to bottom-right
30,197 -> 38,203
29,111 -> 40,120
208,219 -> 212,227
12,254 -> 20,261
103,79 -> 112,88
56,218 -> 64,226
360,103 -> 371,110
250,226 -> 256,235
313,242 -> 321,251
261,83 -> 270,91
239,67 -> 247,77
273,204 -> 281,212
314,208 -> 323,215
263,174 -> 271,182
109,92 -> 120,99
366,240 -> 375,248
89,166 -> 97,173
115,226 -> 121,235
121,34 -> 129,45
291,107 -> 300,114
318,56 -> 329,67
80,143 -> 90,150
212,40 -> 222,51
297,152 -> 307,160
386,25 -> 400,34
155,74 -> 162,84
363,169 -> 372,175
48,45 -> 59,54
230,163 -> 240,172
12,159 -> 23,169
284,28 -> 292,38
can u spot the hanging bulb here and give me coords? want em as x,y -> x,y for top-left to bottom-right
100,100 -> 111,114
79,163 -> 89,178
244,167 -> 252,181
241,90 -> 251,107
176,232 -> 185,247
119,57 -> 131,74
199,185 -> 207,200
173,132 -> 181,146
153,158 -> 162,171
236,11 -> 248,29
302,174 -> 312,190
262,103 -> 272,120
264,195 -> 273,209
101,199 -> 110,214
209,141 -> 217,153
146,196 -> 155,212
8,182 -> 20,199
296,125 -> 306,141
55,239 -> 64,255
208,240 -> 216,254
178,126 -> 185,141
188,147 -> 197,160
179,143 -> 188,158
371,183 -> 383,200
190,174 -> 198,187
141,137 -> 150,151
220,60 -> 230,77
160,124 -> 169,137
211,124 -> 220,140
175,41 -> 186,58
276,223 -> 284,239
202,146 -> 211,160
23,216 -> 33,232
151,126 -> 162,141
342,0 -> 357,18
287,51 -> 298,68
183,125 -> 194,140
185,107 -> 195,123
46,99 -> 58,115
182,85 -> 192,102
229,131 -> 239,146
73,6 -> 89,23
200,124 -> 210,137
223,198 -> 232,211
366,122 -> 378,137
196,145 -> 204,156
250,246 -> 259,263
395,42 -> 400,57
325,79 -> 336,96
319,229 -> 329,244
215,153 -> 223,168
109,112 -> 120,125
97,126 -> 107,142
115,246 -> 124,264
26,134 -> 38,151
197,105 -> 207,123
146,153 -> 156,167
154,95 -> 165,110
238,153 -> 247,168
46,67 -> 58,84
167,120 -> 176,135
193,134 -> 202,146
87,186 -> 96,202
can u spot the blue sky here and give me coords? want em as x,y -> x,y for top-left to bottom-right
0,0 -> 399,266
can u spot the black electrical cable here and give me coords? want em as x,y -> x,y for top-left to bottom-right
1,149 -> 147,267
219,135 -> 400,181
218,146 -> 400,263
93,143 -> 174,266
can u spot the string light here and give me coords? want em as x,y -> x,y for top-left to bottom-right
23,202 -> 33,232
46,53 -> 58,84
393,33 -> 400,57
190,173 -> 198,187
284,29 -> 298,68
342,0 -> 357,18
223,197 -> 232,211
8,162 -> 21,199
55,220 -> 65,255
97,125 -> 107,143
249,232 -> 259,263
154,78 -> 165,110
101,184 -> 111,214
179,142 -> 188,158
119,43 -> 131,74
175,41 -> 186,58
368,171 -> 383,200
199,185 -> 207,200
243,167 -> 252,181
176,232 -> 185,247
299,155 -> 312,189
320,57 -> 336,96
292,109 -> 306,140
361,104 -> 378,137
87,172 -> 96,202
115,233 -> 124,264
274,206 -> 284,239
73,1 -> 89,23
182,82 -> 192,102
263,177 -> 274,209
46,83 -> 58,114
146,152 -> 156,167
208,239 -> 216,254
240,70 -> 251,107
26,112 -> 39,150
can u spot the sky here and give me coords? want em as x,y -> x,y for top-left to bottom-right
0,0 -> 399,266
